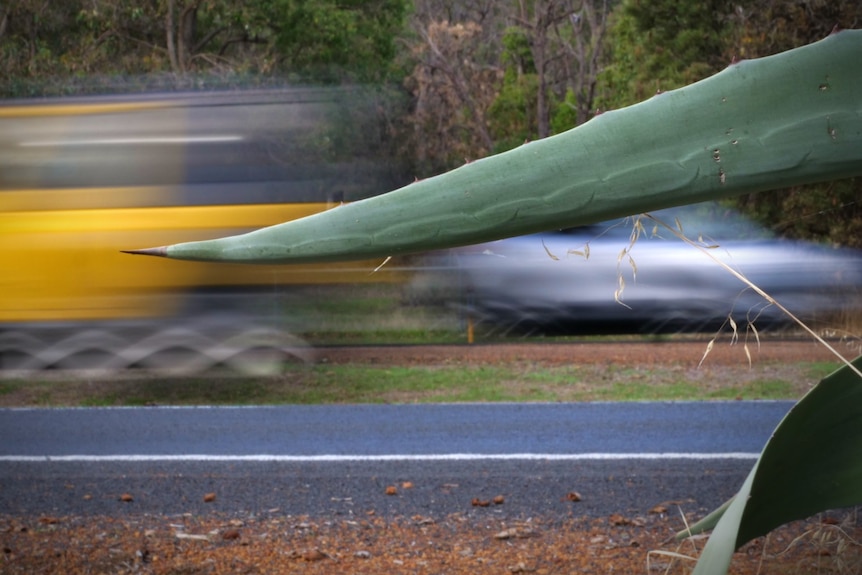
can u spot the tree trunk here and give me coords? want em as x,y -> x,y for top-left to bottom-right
178,2 -> 199,72
418,22 -> 496,154
533,31 -> 550,138
165,0 -> 180,73
0,8 -> 9,43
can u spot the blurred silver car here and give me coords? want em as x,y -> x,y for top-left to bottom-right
414,203 -> 862,334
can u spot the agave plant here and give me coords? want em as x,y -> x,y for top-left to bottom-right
127,30 -> 862,574
127,30 -> 861,266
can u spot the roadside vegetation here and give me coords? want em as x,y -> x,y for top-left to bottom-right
0,350 -> 840,407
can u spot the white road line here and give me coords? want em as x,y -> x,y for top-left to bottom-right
19,136 -> 243,147
0,453 -> 760,463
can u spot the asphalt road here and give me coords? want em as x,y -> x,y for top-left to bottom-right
0,402 -> 793,520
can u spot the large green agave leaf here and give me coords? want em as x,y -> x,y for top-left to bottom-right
683,355 -> 862,574
125,30 -> 862,264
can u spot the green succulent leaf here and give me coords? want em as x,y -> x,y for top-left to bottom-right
690,460 -> 760,574
125,30 -> 862,264
682,355 -> 862,574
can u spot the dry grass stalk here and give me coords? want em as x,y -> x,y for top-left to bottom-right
644,213 -> 862,378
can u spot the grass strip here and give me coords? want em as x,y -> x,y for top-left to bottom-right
0,361 -> 838,407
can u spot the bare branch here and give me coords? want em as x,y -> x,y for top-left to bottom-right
218,34 -> 268,57
193,25 -> 226,54
0,7 -> 9,42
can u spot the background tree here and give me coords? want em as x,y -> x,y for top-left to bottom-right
488,0 -> 609,152
503,0 -> 608,140
554,0 -> 610,130
0,0 -> 409,95
486,25 -> 538,152
263,0 -> 410,82
404,0 -> 611,172
403,1 -> 506,175
594,0 -> 736,111
407,15 -> 501,175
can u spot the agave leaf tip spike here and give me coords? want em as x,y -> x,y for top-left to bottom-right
121,247 -> 169,258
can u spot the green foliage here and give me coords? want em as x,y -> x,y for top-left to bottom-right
732,0 -> 862,59
267,0 -> 409,82
500,25 -> 535,73
486,27 -> 538,153
735,179 -> 862,249
549,89 -> 579,135
0,360 -> 828,406
0,0 -> 410,96
488,25 -> 581,153
595,0 -> 735,110
487,68 -> 538,153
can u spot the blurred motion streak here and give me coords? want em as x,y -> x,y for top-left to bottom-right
0,89 -> 407,374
